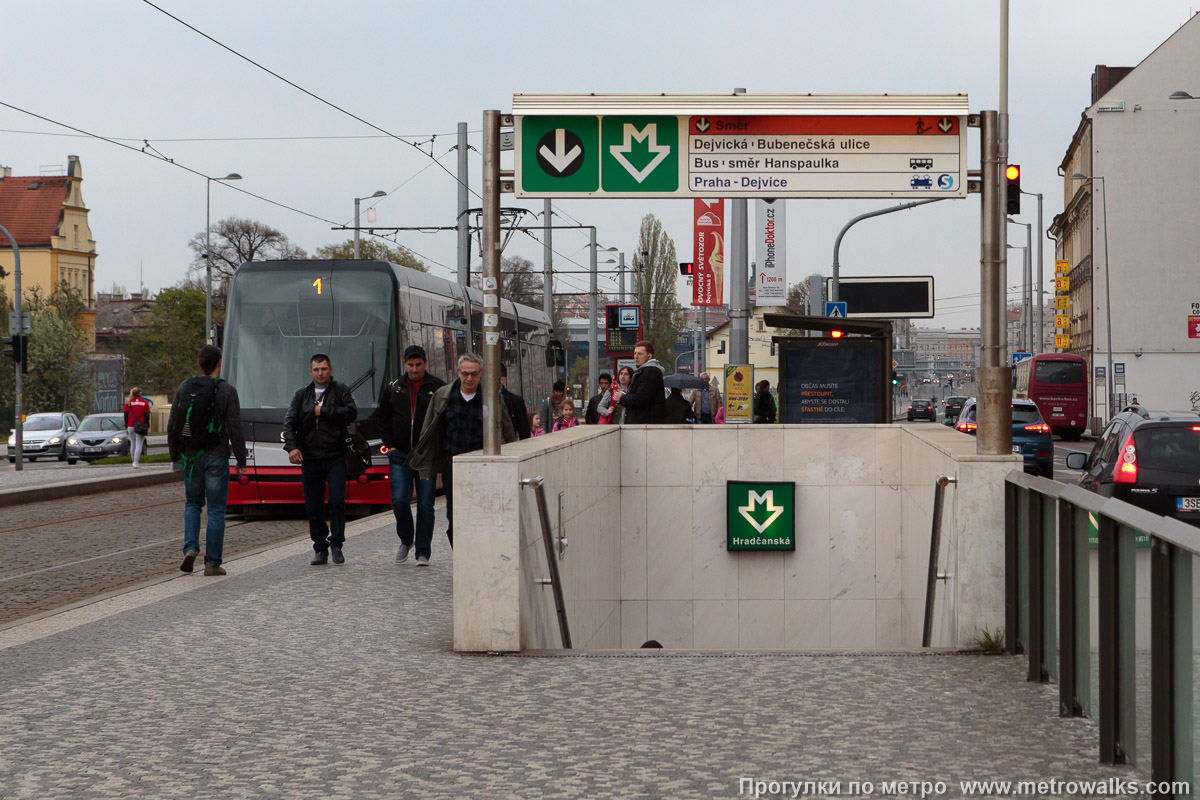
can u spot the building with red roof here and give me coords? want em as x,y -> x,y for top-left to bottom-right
0,155 -> 98,344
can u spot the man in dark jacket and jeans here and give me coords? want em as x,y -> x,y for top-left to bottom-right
169,344 -> 247,576
283,353 -> 357,565
613,340 -> 666,424
372,344 -> 445,565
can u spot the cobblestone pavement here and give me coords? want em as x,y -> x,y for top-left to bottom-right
0,484 -> 311,625
0,506 -> 1142,800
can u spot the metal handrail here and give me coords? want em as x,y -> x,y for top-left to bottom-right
1005,468 -> 1200,788
519,476 -> 571,649
922,474 -> 957,647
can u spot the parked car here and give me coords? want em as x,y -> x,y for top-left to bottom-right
954,398 -> 1054,478
943,395 -> 968,421
1065,406 -> 1200,527
65,413 -> 131,464
907,398 -> 937,422
6,412 -> 81,462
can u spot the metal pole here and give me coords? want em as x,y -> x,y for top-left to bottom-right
729,87 -> 749,365
1,224 -> 23,471
588,227 -> 598,398
205,177 -> 212,344
353,196 -> 362,260
978,110 -> 1011,455
1035,192 -> 1044,353
1024,222 -> 1032,353
618,252 -> 625,304
700,307 -> 706,374
1098,176 -> 1114,419
458,122 -> 470,286
543,199 -> 553,320
482,109 -> 502,455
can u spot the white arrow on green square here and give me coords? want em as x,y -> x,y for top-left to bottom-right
600,116 -> 678,193
520,116 -> 599,193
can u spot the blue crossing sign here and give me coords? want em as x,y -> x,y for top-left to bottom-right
825,302 -> 847,318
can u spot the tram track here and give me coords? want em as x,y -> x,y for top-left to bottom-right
0,483 -> 310,627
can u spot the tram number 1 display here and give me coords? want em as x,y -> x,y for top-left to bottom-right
312,277 -> 323,295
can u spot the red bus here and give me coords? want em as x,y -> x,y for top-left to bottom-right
1013,353 -> 1088,441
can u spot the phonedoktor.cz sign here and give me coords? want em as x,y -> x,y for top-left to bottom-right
727,481 -> 796,551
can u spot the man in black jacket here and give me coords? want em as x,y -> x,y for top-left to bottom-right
372,345 -> 446,565
613,341 -> 666,424
499,363 -> 531,440
283,353 -> 358,566
585,373 -> 612,425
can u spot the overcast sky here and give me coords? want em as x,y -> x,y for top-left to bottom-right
3,1 -> 1196,328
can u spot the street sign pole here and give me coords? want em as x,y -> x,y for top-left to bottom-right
482,109 -> 502,455
978,110 -> 1012,455
589,227 -> 598,398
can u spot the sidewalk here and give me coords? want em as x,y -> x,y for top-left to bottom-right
0,508 -> 1140,799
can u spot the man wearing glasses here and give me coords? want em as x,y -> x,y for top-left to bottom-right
406,353 -> 516,561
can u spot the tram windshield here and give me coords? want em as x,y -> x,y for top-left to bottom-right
223,266 -> 396,412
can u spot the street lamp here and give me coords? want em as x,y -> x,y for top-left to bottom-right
206,172 -> 242,344
353,190 -> 387,259
1070,172 -> 1114,420
1169,90 -> 1196,100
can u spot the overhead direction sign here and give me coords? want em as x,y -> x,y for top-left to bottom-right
513,94 -> 970,199
824,277 -> 935,318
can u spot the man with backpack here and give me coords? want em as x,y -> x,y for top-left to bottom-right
283,353 -> 358,566
169,344 -> 247,577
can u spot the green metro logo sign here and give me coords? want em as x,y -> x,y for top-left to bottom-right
600,116 -> 678,192
727,481 -> 796,551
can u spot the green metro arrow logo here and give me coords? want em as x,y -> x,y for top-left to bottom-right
601,116 -> 677,193
610,123 -> 670,182
738,490 -> 784,534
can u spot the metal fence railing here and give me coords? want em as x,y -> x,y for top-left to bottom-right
1006,470 -> 1200,796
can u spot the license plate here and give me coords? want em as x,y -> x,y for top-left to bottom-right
1178,497 -> 1200,512
1012,445 -> 1021,454
85,446 -> 102,453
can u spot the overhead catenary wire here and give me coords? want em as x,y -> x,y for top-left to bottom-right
139,0 -> 481,201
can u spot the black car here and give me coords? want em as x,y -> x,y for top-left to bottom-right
944,396 -> 968,420
907,399 -> 937,422
1066,407 -> 1200,527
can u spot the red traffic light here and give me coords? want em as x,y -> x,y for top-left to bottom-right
679,262 -> 694,276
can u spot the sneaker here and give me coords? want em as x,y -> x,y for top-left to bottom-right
332,548 -> 345,565
396,542 -> 411,563
180,550 -> 199,573
415,556 -> 430,567
203,564 -> 227,576
310,551 -> 328,566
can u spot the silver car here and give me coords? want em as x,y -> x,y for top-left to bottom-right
65,413 -> 131,464
7,412 -> 81,462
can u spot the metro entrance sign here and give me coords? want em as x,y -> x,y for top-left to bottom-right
513,94 -> 969,199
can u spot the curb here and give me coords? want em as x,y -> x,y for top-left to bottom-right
0,470 -> 180,507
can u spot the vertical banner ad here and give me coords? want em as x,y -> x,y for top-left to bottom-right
693,199 -> 725,307
724,364 -> 755,424
754,200 -> 786,306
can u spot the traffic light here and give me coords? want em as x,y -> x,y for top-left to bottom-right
3,334 -> 18,362
891,370 -> 899,386
1005,164 -> 1021,215
679,262 -> 693,276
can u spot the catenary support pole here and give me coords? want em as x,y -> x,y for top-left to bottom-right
457,122 -> 470,286
1035,191 -> 1044,353
0,224 -> 23,471
588,228 -> 598,398
543,199 -> 553,321
729,87 -> 749,365
482,110 -> 502,455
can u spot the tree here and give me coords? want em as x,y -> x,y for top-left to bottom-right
631,214 -> 684,368
786,272 -> 827,314
187,216 -> 306,301
473,255 -> 543,308
313,238 -> 428,272
20,285 -> 94,415
124,288 -> 207,396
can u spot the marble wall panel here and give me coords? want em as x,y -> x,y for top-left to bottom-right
693,600 -> 739,649
693,427 -> 740,486
738,551 -> 785,600
828,427 -> 877,485
738,426 -> 786,481
829,486 -> 877,600
739,600 -> 786,648
646,487 -> 695,600
829,598 -> 876,648
647,600 -> 693,649
784,600 -> 831,649
784,486 -> 831,600
621,486 -> 648,600
692,485 -> 739,600
621,600 -> 647,649
783,426 -> 830,486
647,427 -> 695,486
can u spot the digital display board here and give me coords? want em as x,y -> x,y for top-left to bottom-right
779,338 -> 885,424
605,304 -> 642,357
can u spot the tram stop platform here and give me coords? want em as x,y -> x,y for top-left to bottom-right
0,503 -> 1143,799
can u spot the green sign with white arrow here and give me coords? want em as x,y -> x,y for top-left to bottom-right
727,481 -> 796,551
600,116 -> 678,193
